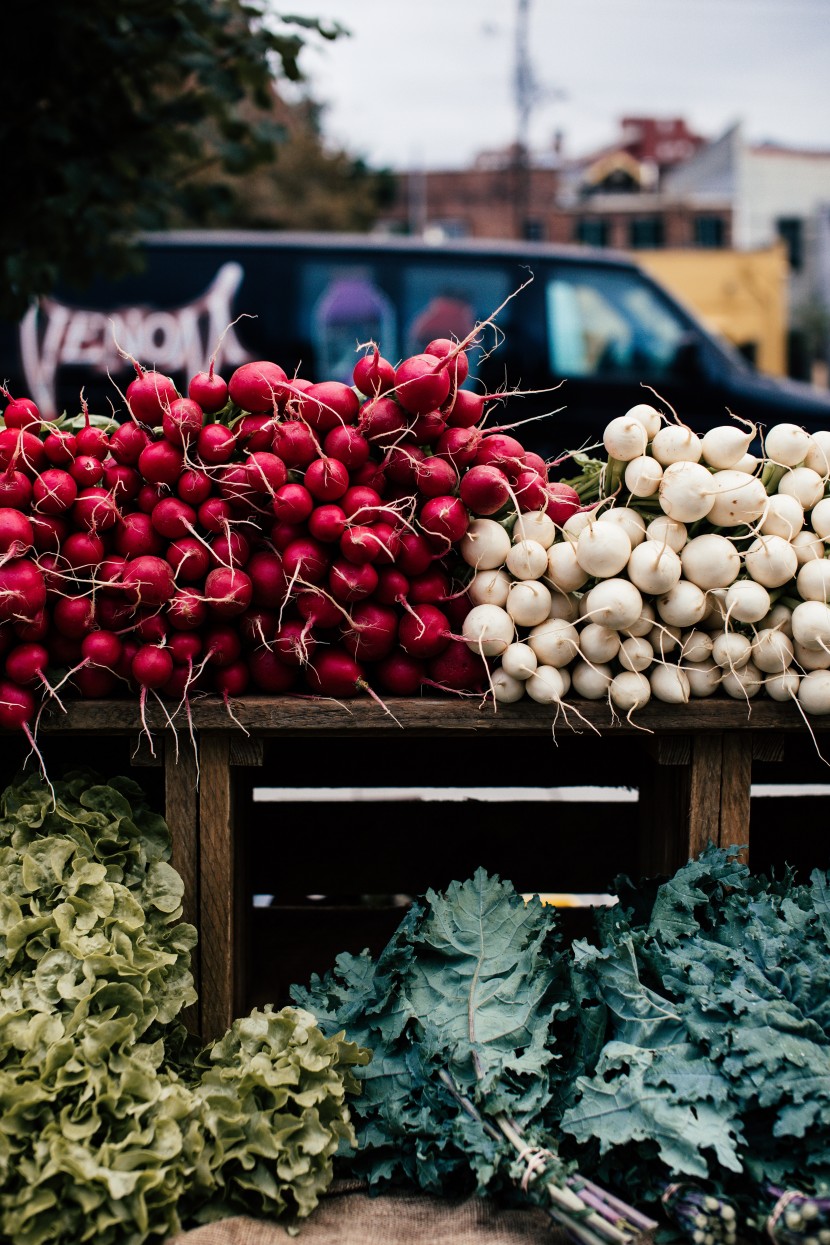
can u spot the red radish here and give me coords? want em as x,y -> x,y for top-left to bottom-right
396,531 -> 434,577
188,366 -> 228,414
43,430 -> 77,466
70,455 -> 105,488
96,554 -> 129,592
151,497 -> 196,540
237,414 -> 276,452
167,588 -> 208,631
329,558 -> 378,603
177,469 -> 213,506
137,482 -> 166,514
376,567 -> 410,605
126,369 -> 178,427
307,649 -> 366,698
0,510 -> 33,555
301,382 -> 360,433
114,512 -> 164,558
168,631 -> 203,664
394,353 -> 451,416
245,550 -> 288,607
15,607 -> 49,642
61,532 -> 106,571
525,451 -> 548,477
138,440 -> 183,487
270,521 -> 306,553
135,608 -> 169,645
114,637 -> 141,683
341,486 -> 383,523
212,660 -> 250,697
358,395 -> 409,448
2,396 -> 40,429
132,644 -> 174,689
427,638 -> 487,692
273,618 -> 317,667
419,495 -> 469,550
515,470 -> 548,512
434,426 -> 481,468
229,361 -> 290,413
74,666 -> 118,698
362,521 -> 401,566
48,634 -> 83,666
5,643 -> 49,685
239,607 -> 277,647
353,345 -> 396,397
93,596 -> 133,633
273,482 -> 314,525
475,433 -> 526,481
249,647 -> 298,692
385,445 -> 425,488
81,630 -> 123,670
323,425 -> 370,471
296,587 -> 343,630
207,533 -> 250,577
0,560 -> 47,621
545,481 -> 581,525
197,422 -> 236,465
197,497 -> 235,534
163,397 -> 203,447
216,463 -> 257,510
282,537 -> 330,584
72,488 -> 119,533
0,680 -> 37,733
245,451 -> 287,496
398,604 -> 451,659
30,515 -> 67,553
122,556 -> 176,607
203,567 -> 253,617
350,458 -> 388,495
0,428 -> 46,474
426,337 -> 470,385
203,624 -> 243,667
374,648 -> 425,695
304,457 -> 350,502
414,455 -> 459,498
339,525 -> 385,566
109,423 -> 148,466
410,410 -> 447,445
75,424 -> 109,460
459,464 -> 510,515
308,504 -> 347,544
341,601 -> 397,662
167,538 -> 211,583
408,566 -> 451,604
103,462 -> 142,502
444,388 -> 485,429
272,420 -> 318,468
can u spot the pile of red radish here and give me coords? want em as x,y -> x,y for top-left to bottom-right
0,341 -> 582,743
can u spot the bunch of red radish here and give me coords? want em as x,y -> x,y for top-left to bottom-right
0,339 -> 582,742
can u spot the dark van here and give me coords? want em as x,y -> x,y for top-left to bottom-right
6,230 -> 830,459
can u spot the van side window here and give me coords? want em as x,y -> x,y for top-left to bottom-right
546,268 -> 688,379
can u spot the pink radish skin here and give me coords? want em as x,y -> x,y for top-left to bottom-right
375,567 -> 410,605
272,421 -> 318,469
282,538 -> 330,584
237,415 -> 275,451
273,618 -> 317,667
138,440 -> 183,488
137,483 -> 166,514
163,397 -> 204,447
245,551 -> 288,608
425,338 -> 470,386
307,649 -> 366,698
249,648 -> 298,692
273,483 -> 314,525
197,422 -> 236,465
167,538 -> 211,583
427,638 -> 487,692
103,462 -> 142,502
353,346 -> 396,397
329,559 -> 378,603
358,396 -> 410,449
0,680 -> 37,730
304,457 -> 350,502
5,643 -> 49,685
212,660 -> 250,698
204,567 -> 254,617
475,433 -> 526,482
72,488 -> 120,533
167,589 -> 208,631
396,531 -> 434,577
0,428 -> 46,475
398,604 -> 451,660
81,630 -> 123,669
30,515 -> 67,552
309,505 -> 347,544
341,601 -> 398,662
197,497 -> 235,534
301,382 -> 360,432
177,469 -> 213,506
419,495 -> 469,551
168,631 -> 203,665
545,481 -> 581,525
132,645 -> 174,689
444,388 -> 485,429
203,625 -> 243,667
126,370 -> 178,427
323,425 -> 371,471
70,455 -> 105,488
52,596 -> 95,639
0,510 -> 34,555
229,361 -> 291,413
245,451 -> 288,496
109,424 -> 148,466
61,532 -> 106,571
394,354 -> 451,416
122,556 -> 176,608
296,589 -> 343,630
3,397 -> 41,429
374,648 -> 425,696
115,512 -> 164,559
188,368 -> 228,414
459,464 -> 510,516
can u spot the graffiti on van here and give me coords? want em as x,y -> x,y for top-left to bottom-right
18,263 -> 252,418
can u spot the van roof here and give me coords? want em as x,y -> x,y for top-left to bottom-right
139,229 -> 639,269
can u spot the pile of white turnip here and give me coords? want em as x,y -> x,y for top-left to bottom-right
459,402 -> 830,721
0,337 -> 586,746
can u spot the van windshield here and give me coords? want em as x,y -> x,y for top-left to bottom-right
545,267 -> 689,379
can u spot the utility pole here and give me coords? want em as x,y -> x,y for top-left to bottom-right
513,0 -> 533,238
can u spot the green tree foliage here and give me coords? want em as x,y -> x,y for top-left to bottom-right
0,1 -> 353,320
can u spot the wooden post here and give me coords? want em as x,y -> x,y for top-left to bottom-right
164,738 -> 201,1034
199,732 -> 234,1042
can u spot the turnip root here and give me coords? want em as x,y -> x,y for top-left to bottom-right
764,421 -> 812,467
752,627 -> 795,673
624,455 -> 663,498
649,662 -> 690,704
462,604 -> 514,657
501,642 -> 538,680
658,461 -> 715,523
759,493 -> 804,540
603,415 -> 648,461
598,506 -> 647,547
525,664 -> 570,705
492,667 -> 526,703
645,514 -> 688,552
581,578 -> 643,630
579,622 -> 621,665
576,520 -> 631,578
680,533 -> 741,590
618,635 -> 654,673
460,518 -> 512,570
655,580 -> 707,628
571,660 -> 613,699
627,540 -> 682,595
798,669 -> 830,714
527,618 -> 580,667
512,510 -> 556,548
651,424 -> 702,466
777,466 -> 825,511
609,669 -> 651,713
685,658 -> 722,698
505,579 -> 551,627
721,658 -> 763,699
700,423 -> 755,470
706,470 -> 769,527
545,541 -> 590,593
468,569 -> 512,608
506,539 -> 549,581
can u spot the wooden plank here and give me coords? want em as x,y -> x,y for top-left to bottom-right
638,761 -> 691,877
719,732 -> 752,862
199,732 -> 234,1042
688,734 -> 726,861
31,695 -> 830,736
164,739 -> 201,1035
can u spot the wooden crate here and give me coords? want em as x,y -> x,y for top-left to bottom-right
7,694 -> 828,1040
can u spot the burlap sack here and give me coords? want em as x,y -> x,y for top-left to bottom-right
167,1180 -> 561,1244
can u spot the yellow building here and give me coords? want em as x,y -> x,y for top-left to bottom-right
636,243 -> 789,377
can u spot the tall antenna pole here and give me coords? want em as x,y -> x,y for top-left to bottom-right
513,0 -> 532,237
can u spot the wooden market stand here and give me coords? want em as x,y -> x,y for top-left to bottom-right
19,694 -> 830,1041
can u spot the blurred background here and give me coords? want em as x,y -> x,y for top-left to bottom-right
4,0 -> 830,391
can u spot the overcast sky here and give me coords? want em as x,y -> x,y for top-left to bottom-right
274,0 -> 830,169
